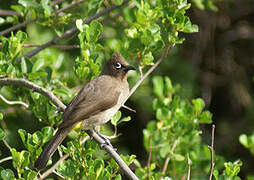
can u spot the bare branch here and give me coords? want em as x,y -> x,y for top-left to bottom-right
162,138 -> 179,174
0,156 -> 12,164
0,93 -> 29,108
16,0 -> 130,63
50,0 -> 65,7
0,10 -> 20,16
86,130 -> 139,180
0,19 -> 37,36
208,124 -> 215,180
146,135 -> 152,179
38,153 -> 69,180
0,43 -> 80,50
0,78 -> 66,111
187,153 -> 191,180
122,104 -> 136,113
55,0 -> 85,14
127,43 -> 175,101
3,139 -> 12,151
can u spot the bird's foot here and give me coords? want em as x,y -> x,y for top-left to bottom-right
95,131 -> 114,148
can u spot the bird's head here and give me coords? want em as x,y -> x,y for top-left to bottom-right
102,53 -> 135,80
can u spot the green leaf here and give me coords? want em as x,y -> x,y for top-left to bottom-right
18,129 -> 27,146
239,134 -> 248,148
1,169 -> 15,180
199,111 -> 212,124
41,0 -> 52,16
76,19 -> 84,32
41,126 -> 54,144
21,57 -> 27,73
115,174 -> 122,180
32,59 -> 45,72
86,20 -> 103,42
192,98 -> 205,113
16,31 -> 27,43
0,17 -> 5,25
28,71 -> 48,80
224,160 -> 242,177
118,116 -> 131,125
152,76 -> 164,98
141,52 -> 154,66
159,145 -> 170,158
0,113 -> 3,120
172,153 -> 185,161
18,0 -> 40,8
111,111 -> 121,126
0,128 -> 6,140
113,0 -> 123,5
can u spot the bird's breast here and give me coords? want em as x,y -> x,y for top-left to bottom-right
82,85 -> 129,127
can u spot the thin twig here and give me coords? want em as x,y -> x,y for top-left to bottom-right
0,156 -> 12,164
0,93 -> 29,108
122,104 -> 136,113
50,0 -> 65,7
53,170 -> 65,179
127,43 -> 175,101
16,0 -> 130,63
55,0 -> 85,14
0,19 -> 37,36
162,138 -> 179,174
187,153 -> 191,180
0,43 -> 80,50
0,10 -> 20,16
0,78 -> 66,111
38,153 -> 69,180
3,139 -> 12,151
146,135 -> 152,179
208,124 -> 215,180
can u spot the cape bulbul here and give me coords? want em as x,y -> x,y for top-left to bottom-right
34,53 -> 135,170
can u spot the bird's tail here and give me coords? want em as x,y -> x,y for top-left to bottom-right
34,125 -> 73,170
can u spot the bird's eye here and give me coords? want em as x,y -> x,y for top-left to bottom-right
115,62 -> 122,69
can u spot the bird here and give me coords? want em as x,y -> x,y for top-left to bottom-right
34,53 -> 135,170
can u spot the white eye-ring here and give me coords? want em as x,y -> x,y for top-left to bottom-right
115,62 -> 122,69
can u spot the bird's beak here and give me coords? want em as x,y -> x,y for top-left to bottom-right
125,65 -> 136,71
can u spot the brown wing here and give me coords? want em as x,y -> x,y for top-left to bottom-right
59,75 -> 120,129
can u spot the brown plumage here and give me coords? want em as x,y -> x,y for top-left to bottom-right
34,53 -> 135,170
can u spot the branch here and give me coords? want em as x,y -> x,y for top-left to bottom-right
86,130 -> 139,180
0,43 -> 80,50
0,93 -> 29,108
0,10 -> 20,16
146,135 -> 152,179
127,43 -> 175,101
0,156 -> 12,164
55,0 -> 85,14
0,78 -> 66,111
16,0 -> 130,63
38,153 -> 69,180
0,19 -> 37,36
208,124 -> 215,180
187,153 -> 191,180
162,138 -> 179,174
